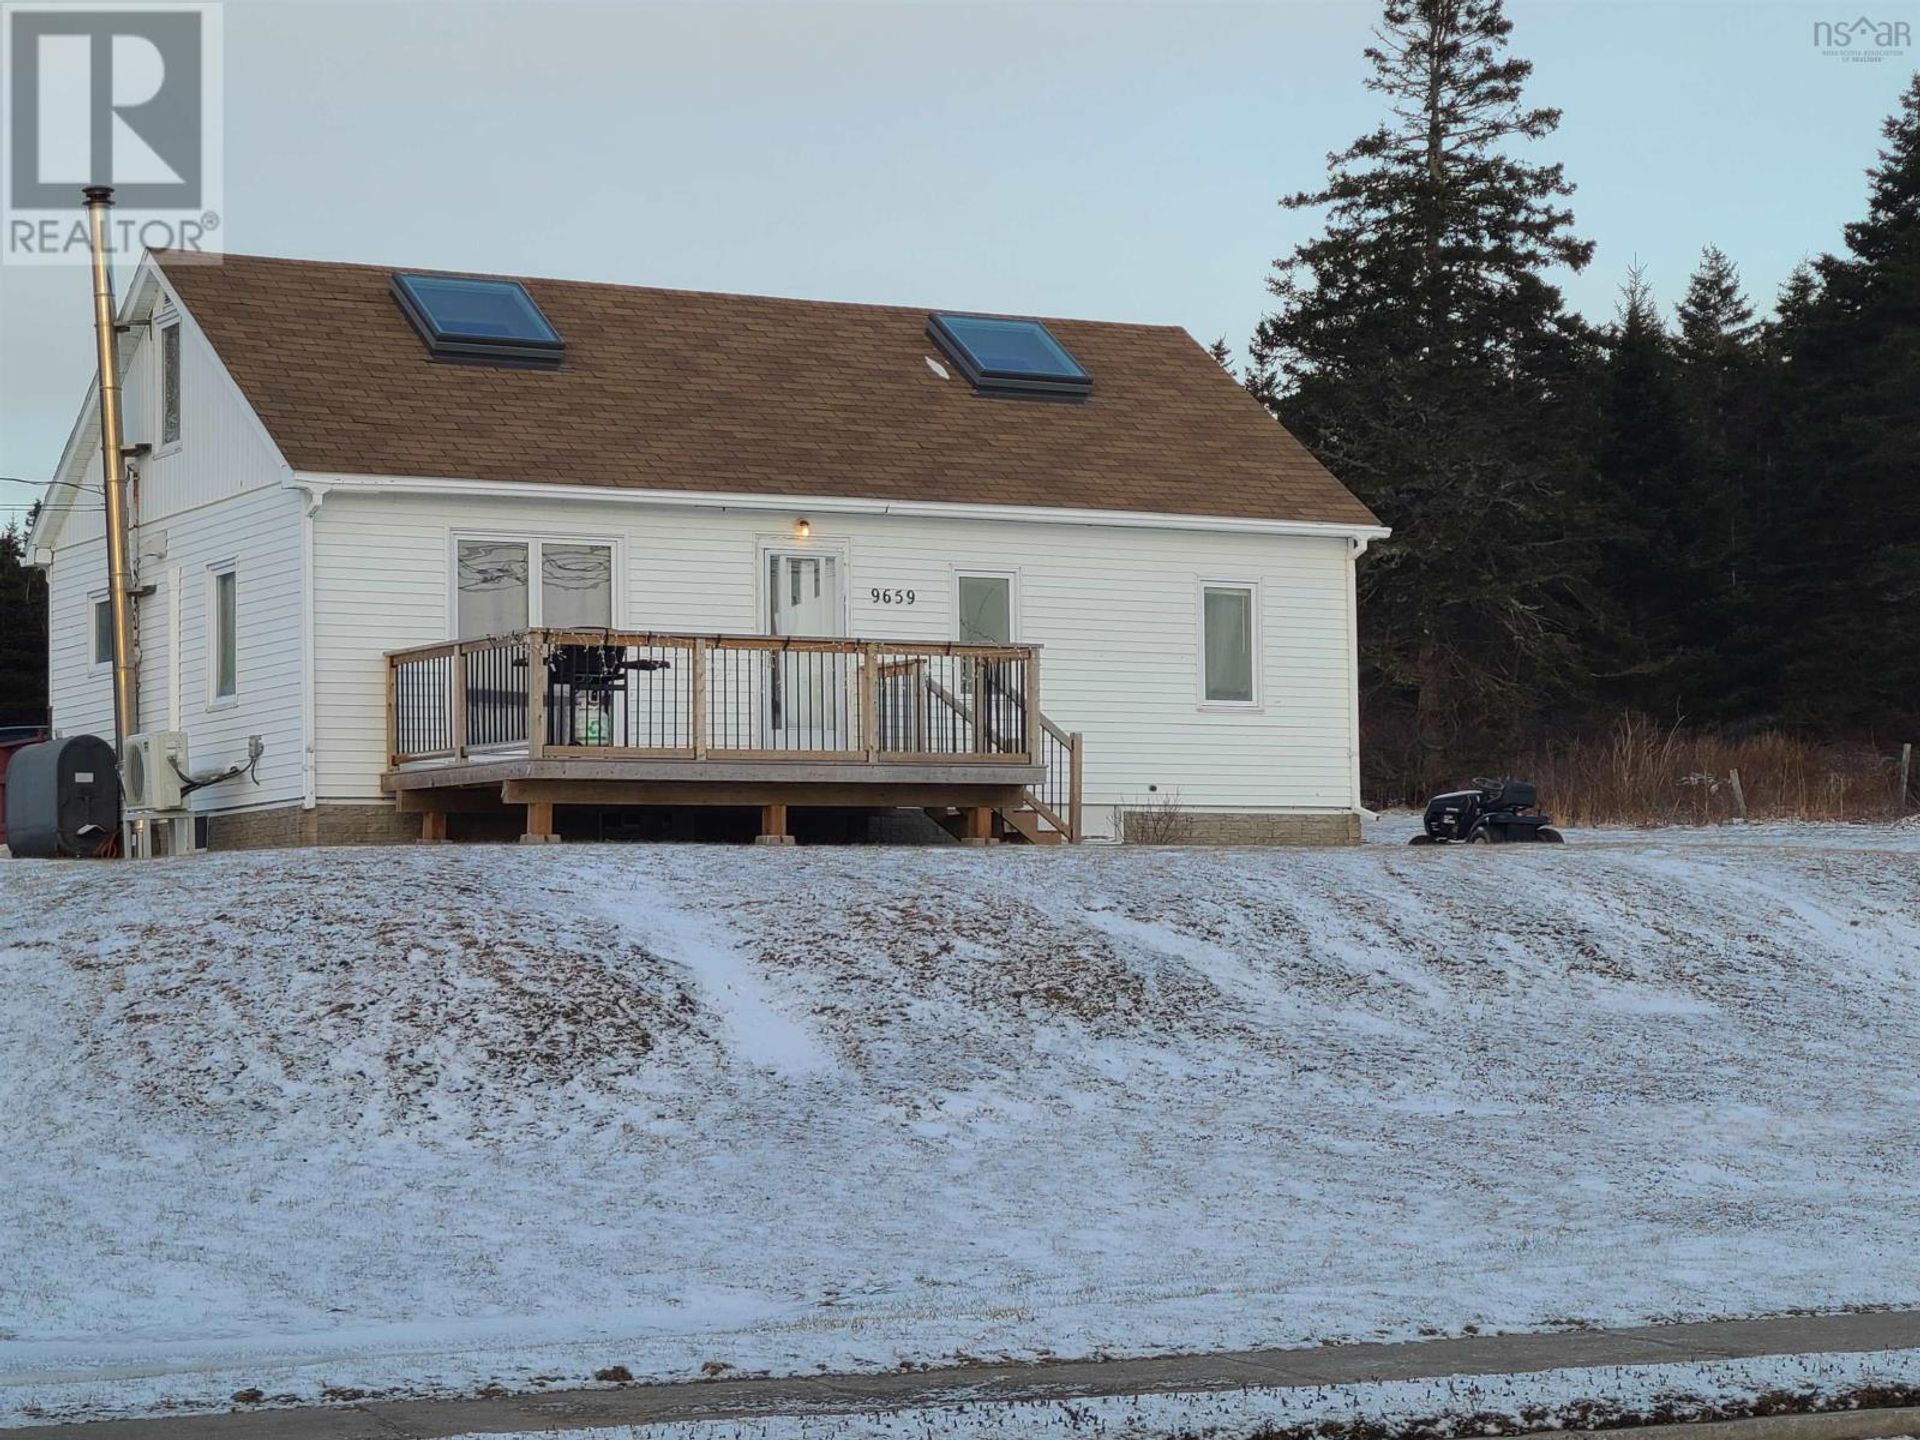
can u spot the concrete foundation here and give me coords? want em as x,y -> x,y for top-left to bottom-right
1119,809 -> 1361,847
205,803 -> 421,851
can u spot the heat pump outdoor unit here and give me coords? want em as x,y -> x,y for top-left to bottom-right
122,731 -> 188,813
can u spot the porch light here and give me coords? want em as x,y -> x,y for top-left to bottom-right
794,518 -> 812,539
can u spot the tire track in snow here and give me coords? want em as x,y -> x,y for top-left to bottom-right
580,877 -> 835,1078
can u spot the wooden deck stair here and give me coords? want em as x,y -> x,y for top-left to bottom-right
925,799 -> 1067,845
924,711 -> 1082,845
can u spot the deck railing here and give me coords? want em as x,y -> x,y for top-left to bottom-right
387,629 -> 1045,769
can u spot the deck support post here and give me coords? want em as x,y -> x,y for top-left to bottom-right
520,799 -> 558,844
961,805 -> 995,846
756,802 -> 795,847
418,809 -> 448,844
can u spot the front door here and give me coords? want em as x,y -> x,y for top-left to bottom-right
765,550 -> 847,750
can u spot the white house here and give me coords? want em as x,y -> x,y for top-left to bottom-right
31,251 -> 1386,848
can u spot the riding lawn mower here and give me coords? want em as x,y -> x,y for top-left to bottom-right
1409,778 -> 1564,845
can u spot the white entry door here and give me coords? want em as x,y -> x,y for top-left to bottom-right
765,551 -> 847,750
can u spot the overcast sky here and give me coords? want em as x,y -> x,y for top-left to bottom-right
3,0 -> 1916,519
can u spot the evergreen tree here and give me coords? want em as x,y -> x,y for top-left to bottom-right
1768,261 -> 1821,343
1755,264 -> 1821,553
1206,336 -> 1236,375
1775,76 -> 1920,736
1591,266 -> 1705,717
1675,246 -> 1758,364
1670,246 -> 1767,714
1251,0 -> 1597,773
0,515 -> 48,730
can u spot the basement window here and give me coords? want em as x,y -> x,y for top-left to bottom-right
392,273 -> 565,365
927,312 -> 1091,398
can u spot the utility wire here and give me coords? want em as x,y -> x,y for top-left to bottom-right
5,468 -> 108,505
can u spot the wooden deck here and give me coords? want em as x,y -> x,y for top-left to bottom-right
384,629 -> 1082,844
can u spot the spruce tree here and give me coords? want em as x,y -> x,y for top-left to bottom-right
1737,261 -> 1825,721
1769,262 -> 1821,343
1776,76 -> 1920,736
1670,246 -> 1766,713
1756,263 -> 1822,548
1676,246 -> 1758,365
1251,0 -> 1597,773
0,517 -> 48,730
1591,267 -> 1708,716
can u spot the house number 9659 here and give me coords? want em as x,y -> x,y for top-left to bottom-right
870,587 -> 916,606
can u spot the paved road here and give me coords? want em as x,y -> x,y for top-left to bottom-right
12,1310 -> 1920,1440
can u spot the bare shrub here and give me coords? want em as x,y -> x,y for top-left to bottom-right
1121,791 -> 1195,845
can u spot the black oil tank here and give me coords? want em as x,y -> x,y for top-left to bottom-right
3,735 -> 121,858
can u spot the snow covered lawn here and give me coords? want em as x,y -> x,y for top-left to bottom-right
2,825 -> 1918,1426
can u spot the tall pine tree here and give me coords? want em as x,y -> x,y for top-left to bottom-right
1251,0 -> 1597,779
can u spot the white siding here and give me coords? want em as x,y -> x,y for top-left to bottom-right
46,485 -> 308,816
41,267 -> 285,548
125,277 -> 288,523
41,272 -> 306,819
313,491 -> 1361,826
45,534 -> 114,745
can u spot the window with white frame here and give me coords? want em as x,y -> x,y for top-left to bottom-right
955,572 -> 1015,646
1200,582 -> 1257,705
455,537 -> 613,638
159,319 -> 181,448
209,565 -> 237,702
91,595 -> 113,669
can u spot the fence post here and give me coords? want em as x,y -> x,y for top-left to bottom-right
1069,731 -> 1085,843
1900,742 -> 1913,811
1728,767 -> 1747,821
527,631 -> 548,760
384,656 -> 400,768
1024,650 -> 1041,763
860,643 -> 878,761
970,655 -> 989,756
450,644 -> 469,761
692,638 -> 709,761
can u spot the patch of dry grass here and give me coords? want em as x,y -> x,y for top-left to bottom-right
1377,716 -> 1915,827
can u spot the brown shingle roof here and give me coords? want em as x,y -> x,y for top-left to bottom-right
159,252 -> 1378,529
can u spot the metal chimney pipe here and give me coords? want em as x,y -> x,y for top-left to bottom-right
83,186 -> 140,796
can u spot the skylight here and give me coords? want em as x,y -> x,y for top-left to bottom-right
927,313 -> 1091,399
392,273 -> 564,364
